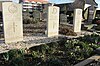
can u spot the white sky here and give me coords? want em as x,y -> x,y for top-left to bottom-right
49,0 -> 74,4
12,0 -> 19,3
95,0 -> 100,8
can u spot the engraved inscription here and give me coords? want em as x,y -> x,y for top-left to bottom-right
52,8 -> 57,14
13,22 -> 15,32
77,10 -> 81,15
13,22 -> 17,32
8,4 -> 18,13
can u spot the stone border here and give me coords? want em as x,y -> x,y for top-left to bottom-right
74,55 -> 100,66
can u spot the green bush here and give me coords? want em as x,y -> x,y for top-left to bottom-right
1,34 -> 100,66
3,49 -> 29,66
78,34 -> 100,44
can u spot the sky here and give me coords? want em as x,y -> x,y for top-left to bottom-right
49,0 -> 74,4
12,0 -> 19,3
95,0 -> 100,8
12,0 -> 100,8
12,0 -> 74,3
49,0 -> 100,8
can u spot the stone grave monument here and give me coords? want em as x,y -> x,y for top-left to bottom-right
47,6 -> 59,37
73,9 -> 82,33
2,2 -> 23,43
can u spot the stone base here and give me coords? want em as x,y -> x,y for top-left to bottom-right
75,32 -> 82,36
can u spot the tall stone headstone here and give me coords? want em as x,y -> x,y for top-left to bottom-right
73,9 -> 82,32
47,6 -> 59,37
2,2 -> 23,43
0,2 -> 2,11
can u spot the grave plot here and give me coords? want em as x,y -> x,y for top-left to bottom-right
59,24 -> 77,36
0,5 -> 51,53
0,2 -> 100,66
23,10 -> 46,36
23,22 -> 46,36
0,4 -> 60,53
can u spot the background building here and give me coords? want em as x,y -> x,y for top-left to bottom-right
22,0 -> 48,12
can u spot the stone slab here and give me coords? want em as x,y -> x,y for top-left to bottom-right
47,6 -> 59,37
73,9 -> 82,32
2,2 -> 23,43
74,55 -> 100,66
